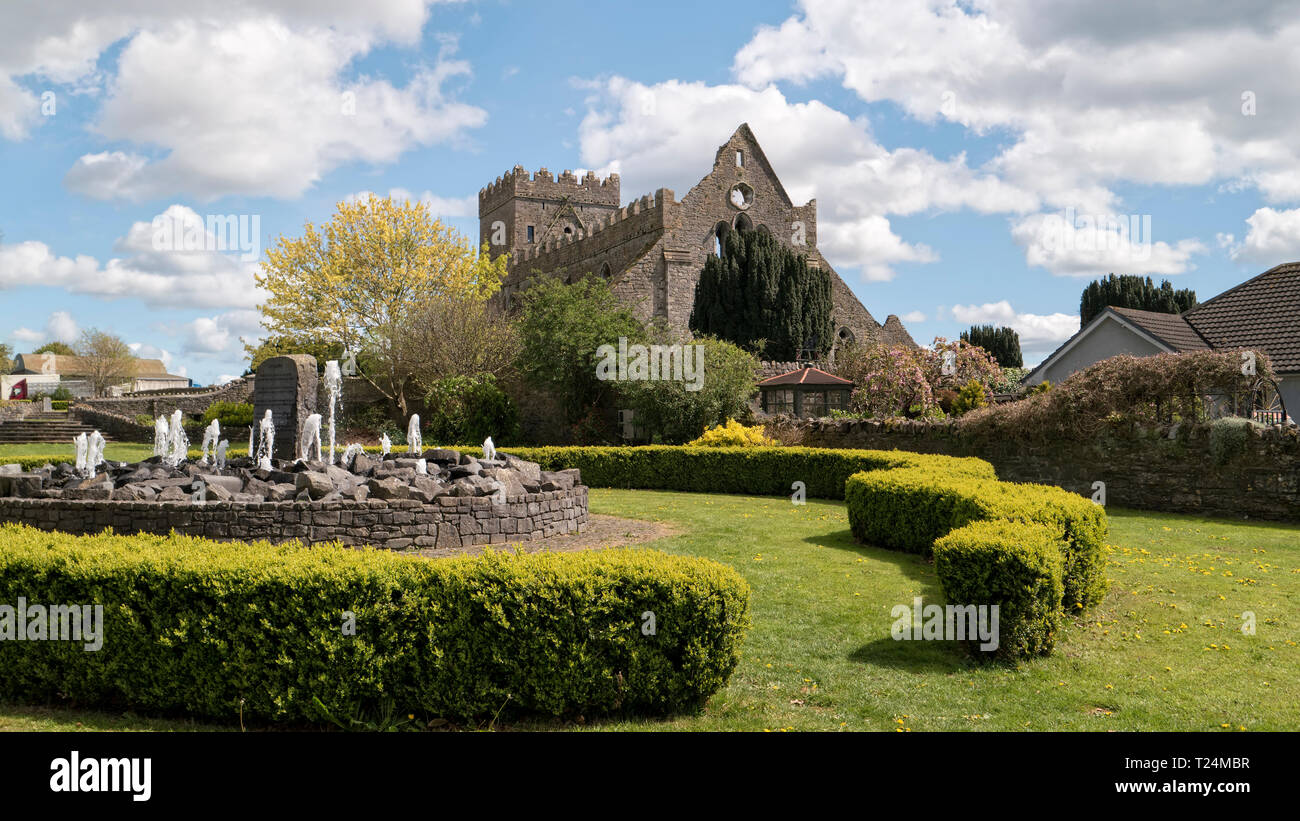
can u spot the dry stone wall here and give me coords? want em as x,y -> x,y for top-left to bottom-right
0,487 -> 588,550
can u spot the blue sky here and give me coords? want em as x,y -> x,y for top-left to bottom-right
3,0 -> 1300,385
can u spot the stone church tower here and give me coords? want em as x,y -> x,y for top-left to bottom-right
480,124 -> 915,352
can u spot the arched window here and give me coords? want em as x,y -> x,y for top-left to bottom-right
599,262 -> 611,279
710,221 -> 730,257
734,213 -> 753,232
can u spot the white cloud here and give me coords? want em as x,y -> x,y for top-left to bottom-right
731,0 -> 1300,211
900,310 -> 927,323
0,1 -> 451,143
46,311 -> 79,344
347,188 -> 478,219
950,300 -> 1079,350
1230,207 -> 1300,263
9,311 -> 79,348
0,205 -> 265,310
61,22 -> 485,201
182,310 -> 264,356
576,77 -> 1036,280
1010,212 -> 1206,277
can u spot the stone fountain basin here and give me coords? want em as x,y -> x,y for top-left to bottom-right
0,450 -> 587,549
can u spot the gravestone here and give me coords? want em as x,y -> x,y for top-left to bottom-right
252,355 -> 318,462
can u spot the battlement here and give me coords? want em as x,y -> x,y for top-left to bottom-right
513,188 -> 675,266
479,165 -> 621,215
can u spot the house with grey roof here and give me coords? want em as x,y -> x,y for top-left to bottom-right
1025,262 -> 1300,420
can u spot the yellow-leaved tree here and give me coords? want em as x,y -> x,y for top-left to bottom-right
254,195 -> 509,417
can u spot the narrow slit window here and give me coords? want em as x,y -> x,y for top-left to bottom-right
526,225 -> 535,243
736,150 -> 744,167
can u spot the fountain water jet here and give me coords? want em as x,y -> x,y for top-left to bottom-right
164,410 -> 189,468
380,433 -> 391,456
74,433 -> 89,478
299,413 -> 323,463
323,360 -> 343,465
199,419 -> 220,464
215,439 -> 229,471
88,431 -> 106,476
407,414 -> 421,455
256,410 -> 275,471
153,417 -> 169,457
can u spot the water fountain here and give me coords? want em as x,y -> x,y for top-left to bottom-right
299,413 -> 323,462
323,359 -> 343,465
74,432 -> 89,477
482,436 -> 496,462
407,414 -> 421,455
341,443 -> 364,469
88,431 -> 106,476
164,409 -> 189,468
153,417 -> 169,457
215,439 -> 229,471
256,410 -> 275,471
248,425 -> 255,458
380,433 -> 391,456
199,419 -> 220,464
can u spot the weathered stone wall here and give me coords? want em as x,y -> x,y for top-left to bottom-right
774,417 -> 1300,521
0,486 -> 588,550
77,377 -> 254,418
0,402 -> 41,423
69,405 -> 153,442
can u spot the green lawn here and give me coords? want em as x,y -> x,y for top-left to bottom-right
2,488 -> 1298,731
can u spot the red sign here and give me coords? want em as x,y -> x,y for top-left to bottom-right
8,379 -> 27,400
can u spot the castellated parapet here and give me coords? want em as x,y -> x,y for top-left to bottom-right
513,188 -> 676,266
479,166 -> 621,216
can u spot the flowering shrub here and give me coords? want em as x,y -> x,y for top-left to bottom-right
688,418 -> 778,447
836,343 -> 935,418
923,337 -> 1003,393
961,350 -> 1274,439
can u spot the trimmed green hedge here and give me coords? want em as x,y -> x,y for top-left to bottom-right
0,524 -> 750,724
844,467 -> 1108,611
6,445 -> 996,500
933,521 -> 1064,657
506,446 -> 996,499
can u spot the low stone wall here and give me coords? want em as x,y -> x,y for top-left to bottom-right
80,378 -> 255,418
0,487 -> 588,550
70,405 -> 153,442
0,402 -> 41,423
772,417 -> 1300,521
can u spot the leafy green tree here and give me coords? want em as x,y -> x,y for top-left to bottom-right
516,275 -> 644,424
617,335 -> 759,444
74,329 -> 137,396
0,343 -> 12,374
33,341 -> 75,357
423,374 -> 519,445
1080,274 -> 1197,325
690,228 -> 833,360
960,325 -> 1023,368
244,335 -> 345,375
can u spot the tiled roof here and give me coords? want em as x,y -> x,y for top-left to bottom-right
1108,307 -> 1211,352
14,353 -> 172,377
756,366 -> 853,387
1184,261 -> 1300,373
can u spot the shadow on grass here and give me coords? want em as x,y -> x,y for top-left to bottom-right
847,635 -> 974,673
800,528 -> 939,588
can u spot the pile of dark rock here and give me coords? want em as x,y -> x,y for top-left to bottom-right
0,449 -> 581,504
